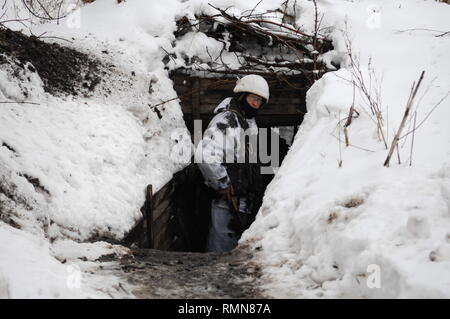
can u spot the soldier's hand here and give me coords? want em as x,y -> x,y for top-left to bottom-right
217,185 -> 233,197
217,186 -> 239,212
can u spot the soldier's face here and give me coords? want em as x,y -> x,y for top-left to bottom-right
246,94 -> 264,109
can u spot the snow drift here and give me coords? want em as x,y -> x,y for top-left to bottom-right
0,0 -> 449,298
242,0 -> 450,298
0,0 -> 190,297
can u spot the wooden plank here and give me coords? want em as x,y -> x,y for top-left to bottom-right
197,94 -> 227,103
197,89 -> 305,99
173,74 -> 308,117
152,195 -> 174,222
256,115 -> 303,127
153,185 -> 174,208
158,217 -> 179,251
153,201 -> 174,233
197,97 -> 305,108
173,73 -> 307,92
173,85 -> 191,94
197,86 -> 306,96
195,102 -> 304,115
153,214 -> 176,249
183,114 -> 303,131
180,101 -> 193,114
260,103 -> 304,115
145,185 -> 153,249
152,180 -> 174,206
192,78 -> 201,121
172,75 -> 195,86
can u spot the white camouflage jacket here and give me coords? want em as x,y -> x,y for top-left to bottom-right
194,97 -> 258,192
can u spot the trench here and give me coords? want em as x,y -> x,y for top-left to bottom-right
123,71 -> 307,253
113,72 -> 307,298
0,25 -> 333,298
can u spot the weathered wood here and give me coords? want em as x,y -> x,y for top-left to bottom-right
183,114 -> 303,131
145,184 -> 153,249
152,180 -> 174,206
199,102 -> 303,115
172,72 -> 307,126
181,101 -> 305,116
125,160 -> 283,251
172,85 -> 191,95
153,214 -> 176,249
153,202 -> 175,237
198,94 -> 304,104
196,102 -> 302,115
192,78 -> 201,121
152,195 -> 174,223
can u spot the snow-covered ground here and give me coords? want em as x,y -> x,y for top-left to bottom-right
0,0 -> 449,298
0,0 -> 190,298
242,0 -> 450,298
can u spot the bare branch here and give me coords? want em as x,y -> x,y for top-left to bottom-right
400,90 -> 450,140
241,0 -> 263,18
384,71 -> 425,167
436,31 -> 450,37
19,0 -> 70,22
0,100 -> 40,105
409,112 -> 417,166
343,81 -> 358,147
330,133 -> 376,153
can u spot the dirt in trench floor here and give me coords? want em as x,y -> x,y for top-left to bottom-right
100,246 -> 266,299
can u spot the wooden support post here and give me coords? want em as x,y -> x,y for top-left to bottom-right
145,184 -> 153,248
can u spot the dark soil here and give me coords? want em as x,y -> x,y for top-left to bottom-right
0,28 -> 102,96
102,247 -> 265,298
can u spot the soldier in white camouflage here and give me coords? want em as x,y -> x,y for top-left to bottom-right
195,75 -> 269,252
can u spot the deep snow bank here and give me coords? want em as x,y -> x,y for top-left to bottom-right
2,0 -> 290,298
242,0 -> 450,298
0,0 -> 192,297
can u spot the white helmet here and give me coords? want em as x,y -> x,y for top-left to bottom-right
233,74 -> 270,103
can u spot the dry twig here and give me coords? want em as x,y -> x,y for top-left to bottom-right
409,112 -> 417,166
384,71 -> 425,167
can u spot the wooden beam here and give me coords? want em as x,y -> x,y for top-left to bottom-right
183,114 -> 303,132
145,184 -> 153,249
192,78 -> 201,119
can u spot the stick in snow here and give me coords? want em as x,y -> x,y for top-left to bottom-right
383,71 -> 425,167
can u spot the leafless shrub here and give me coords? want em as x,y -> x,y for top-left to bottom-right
0,0 -> 83,30
341,29 -> 387,149
343,81 -> 359,147
336,24 -> 449,167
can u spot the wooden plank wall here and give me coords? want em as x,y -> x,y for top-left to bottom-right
121,178 -> 182,250
122,164 -> 211,252
171,71 -> 308,132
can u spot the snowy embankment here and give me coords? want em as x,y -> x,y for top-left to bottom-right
0,0 -> 190,298
1,0 -> 448,299
243,0 -> 450,298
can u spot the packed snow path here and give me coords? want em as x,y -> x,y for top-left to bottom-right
100,247 -> 264,298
